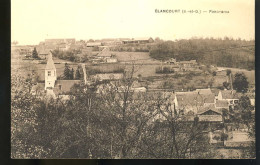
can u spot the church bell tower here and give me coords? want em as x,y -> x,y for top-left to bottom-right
45,52 -> 57,90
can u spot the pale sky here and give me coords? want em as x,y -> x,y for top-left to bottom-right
12,0 -> 255,45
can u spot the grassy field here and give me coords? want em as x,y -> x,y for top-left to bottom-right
111,51 -> 159,64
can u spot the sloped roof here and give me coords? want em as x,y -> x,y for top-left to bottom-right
211,89 -> 220,96
197,104 -> 221,114
45,53 -> 56,70
195,88 -> 213,95
53,80 -> 81,95
216,100 -> 229,108
97,48 -> 112,57
198,114 -> 222,122
175,91 -> 215,108
221,90 -> 240,99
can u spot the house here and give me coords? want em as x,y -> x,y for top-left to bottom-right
134,37 -> 154,44
217,90 -> 240,106
96,48 -> 112,58
96,48 -> 118,63
215,100 -> 229,110
174,91 -> 216,114
195,88 -> 213,95
197,107 -> 223,122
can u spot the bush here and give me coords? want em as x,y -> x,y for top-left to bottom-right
155,66 -> 174,74
86,67 -> 124,75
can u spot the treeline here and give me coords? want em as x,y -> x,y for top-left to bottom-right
51,49 -> 88,63
61,64 -> 83,80
110,43 -> 151,52
155,66 -> 174,74
149,38 -> 255,70
85,66 -> 124,75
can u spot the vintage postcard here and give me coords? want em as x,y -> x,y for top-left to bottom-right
11,0 -> 255,159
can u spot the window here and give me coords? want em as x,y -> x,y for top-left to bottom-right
48,71 -> 51,76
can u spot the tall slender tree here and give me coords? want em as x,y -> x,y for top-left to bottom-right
63,63 -> 71,80
32,47 -> 39,59
75,66 -> 81,80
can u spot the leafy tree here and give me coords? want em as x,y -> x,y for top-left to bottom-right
233,73 -> 249,93
32,47 -> 39,59
63,63 -> 71,80
230,95 -> 253,131
11,74 -> 49,158
238,96 -> 253,129
239,96 -> 253,111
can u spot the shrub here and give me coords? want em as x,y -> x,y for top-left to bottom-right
155,66 -> 174,74
86,67 -> 124,75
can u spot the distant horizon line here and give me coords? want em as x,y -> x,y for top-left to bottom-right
12,36 -> 255,46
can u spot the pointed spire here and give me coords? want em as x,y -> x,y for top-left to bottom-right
45,51 -> 56,70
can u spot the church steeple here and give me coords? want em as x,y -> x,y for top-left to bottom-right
45,52 -> 57,90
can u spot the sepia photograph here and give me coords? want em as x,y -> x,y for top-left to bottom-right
11,0 -> 255,159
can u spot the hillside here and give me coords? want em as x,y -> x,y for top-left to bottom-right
149,38 -> 255,70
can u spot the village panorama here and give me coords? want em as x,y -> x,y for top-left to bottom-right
11,37 -> 255,159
